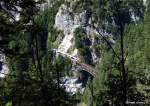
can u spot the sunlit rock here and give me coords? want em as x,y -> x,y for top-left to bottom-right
0,52 -> 9,78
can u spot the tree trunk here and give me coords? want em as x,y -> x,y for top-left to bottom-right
35,34 -> 49,106
119,19 -> 127,106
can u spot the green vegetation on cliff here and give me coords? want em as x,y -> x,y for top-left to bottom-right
1,0 -> 150,106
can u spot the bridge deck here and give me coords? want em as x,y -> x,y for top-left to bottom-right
53,49 -> 96,76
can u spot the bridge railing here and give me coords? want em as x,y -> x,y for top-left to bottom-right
50,49 -> 96,76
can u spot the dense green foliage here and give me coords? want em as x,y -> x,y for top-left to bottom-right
0,0 -> 77,106
88,3 -> 150,106
74,27 -> 92,65
1,0 -> 150,106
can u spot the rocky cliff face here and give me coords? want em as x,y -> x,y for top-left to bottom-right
0,52 -> 9,78
48,0 -> 147,66
54,4 -> 102,65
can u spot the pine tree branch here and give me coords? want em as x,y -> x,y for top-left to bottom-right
88,24 -> 120,60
